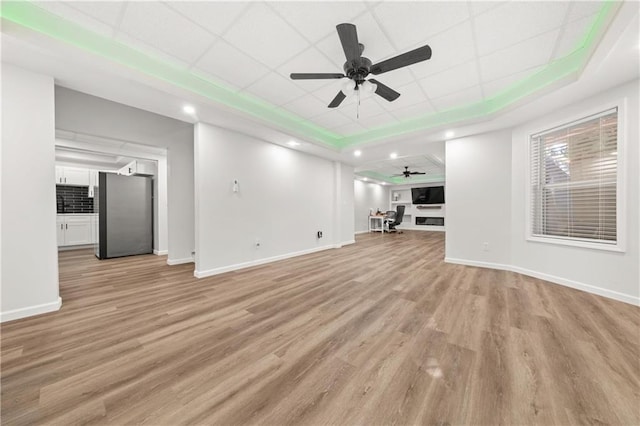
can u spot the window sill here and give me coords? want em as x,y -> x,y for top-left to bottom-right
526,235 -> 625,253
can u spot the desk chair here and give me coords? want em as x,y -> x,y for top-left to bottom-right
385,205 -> 405,233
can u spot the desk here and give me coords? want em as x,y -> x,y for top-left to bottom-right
368,215 -> 386,233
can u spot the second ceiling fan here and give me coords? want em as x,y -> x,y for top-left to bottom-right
290,23 -> 432,108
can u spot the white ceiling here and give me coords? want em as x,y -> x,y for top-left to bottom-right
30,1 -> 605,134
2,1 -> 638,181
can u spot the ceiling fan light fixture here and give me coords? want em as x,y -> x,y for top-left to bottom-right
361,80 -> 377,94
342,79 -> 356,95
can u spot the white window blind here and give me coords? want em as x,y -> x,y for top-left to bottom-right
530,108 -> 618,245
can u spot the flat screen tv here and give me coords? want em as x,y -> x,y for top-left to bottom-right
411,186 -> 445,204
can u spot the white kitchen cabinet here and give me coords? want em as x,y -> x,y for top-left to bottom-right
57,215 -> 94,247
55,166 -> 90,186
56,216 -> 65,246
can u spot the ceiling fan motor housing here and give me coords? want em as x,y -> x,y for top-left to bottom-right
344,57 -> 372,83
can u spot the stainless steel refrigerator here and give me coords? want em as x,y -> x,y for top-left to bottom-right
95,172 -> 153,259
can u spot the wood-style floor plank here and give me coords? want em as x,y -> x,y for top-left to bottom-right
1,231 -> 639,425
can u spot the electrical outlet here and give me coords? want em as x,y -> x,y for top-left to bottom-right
255,238 -> 261,248
317,231 -> 323,238
482,242 -> 489,252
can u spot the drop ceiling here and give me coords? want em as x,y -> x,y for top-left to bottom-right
1,0 -> 625,152
0,1 -> 640,183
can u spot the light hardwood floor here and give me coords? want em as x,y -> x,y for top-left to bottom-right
1,231 -> 639,425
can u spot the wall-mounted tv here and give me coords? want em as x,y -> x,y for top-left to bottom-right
411,186 -> 445,204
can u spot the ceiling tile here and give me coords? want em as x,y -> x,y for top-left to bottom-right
409,21 -> 476,79
119,2 -> 215,64
270,2 -> 367,43
370,67 -> 415,88
431,85 -> 483,111
373,2 -> 470,51
65,1 -> 125,27
553,14 -> 596,59
389,100 -> 436,121
223,3 -> 309,67
354,112 -> 399,129
193,40 -> 270,91
331,121 -> 367,136
479,30 -> 560,82
474,2 -> 569,56
281,95 -> 331,119
377,81 -> 427,111
482,65 -> 544,99
34,2 -> 114,37
468,2 -> 507,17
315,32 -> 349,69
419,60 -> 480,99
242,72 -> 307,106
115,32 -> 190,70
311,80 -> 347,105
309,110 -> 353,129
276,47 -> 343,92
166,2 -> 249,36
567,1 -> 604,22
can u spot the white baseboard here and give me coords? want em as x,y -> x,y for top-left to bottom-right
355,230 -> 369,235
153,249 -> 168,256
195,244 -> 342,278
337,239 -> 355,247
398,226 -> 446,232
58,244 -> 94,251
167,257 -> 194,265
1,297 -> 62,323
444,257 -> 512,272
444,257 -> 639,306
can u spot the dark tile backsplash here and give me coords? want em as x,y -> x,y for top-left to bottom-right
56,185 -> 94,213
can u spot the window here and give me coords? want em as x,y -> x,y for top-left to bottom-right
529,107 -> 622,250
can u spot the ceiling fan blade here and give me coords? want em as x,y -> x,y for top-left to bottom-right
336,23 -> 361,63
370,45 -> 432,75
328,91 -> 347,108
409,171 -> 426,175
290,73 -> 345,80
369,79 -> 400,102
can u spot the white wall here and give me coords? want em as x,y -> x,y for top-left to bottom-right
338,164 -> 356,243
445,130 -> 512,266
353,180 -> 390,233
55,87 -> 194,263
194,122 -> 354,276
511,79 -> 639,304
1,64 -> 61,321
445,80 -> 639,305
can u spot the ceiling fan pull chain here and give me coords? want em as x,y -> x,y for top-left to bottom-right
357,87 -> 360,119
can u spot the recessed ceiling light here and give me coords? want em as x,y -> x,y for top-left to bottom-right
390,152 -> 398,159
445,131 -> 454,138
183,105 -> 196,115
287,141 -> 300,147
381,182 -> 386,185
363,177 -> 368,181
354,150 -> 362,157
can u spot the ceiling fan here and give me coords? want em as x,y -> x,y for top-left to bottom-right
290,23 -> 432,108
393,166 -> 426,178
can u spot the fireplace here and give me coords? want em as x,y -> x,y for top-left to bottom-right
416,217 -> 444,226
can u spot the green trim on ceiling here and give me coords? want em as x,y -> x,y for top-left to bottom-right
0,1 -> 343,148
0,1 -> 618,150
